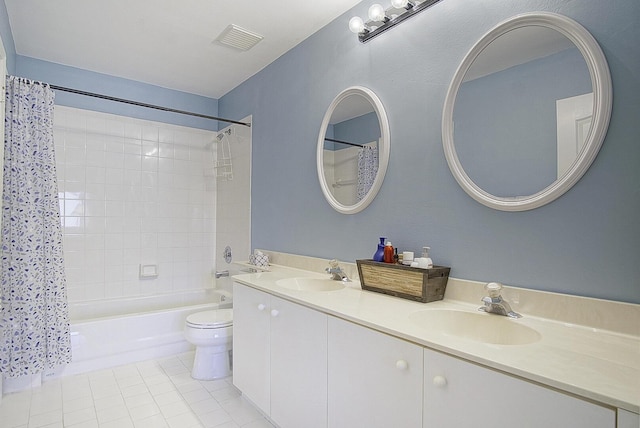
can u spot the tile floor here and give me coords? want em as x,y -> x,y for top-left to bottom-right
0,352 -> 275,428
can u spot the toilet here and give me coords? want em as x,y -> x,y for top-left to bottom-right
184,309 -> 233,380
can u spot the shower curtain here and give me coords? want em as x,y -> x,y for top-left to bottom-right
356,146 -> 378,201
0,76 -> 71,378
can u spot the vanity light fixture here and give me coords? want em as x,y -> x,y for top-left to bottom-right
368,4 -> 388,22
349,0 -> 443,43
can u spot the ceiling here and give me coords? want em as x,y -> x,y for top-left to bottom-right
5,0 -> 362,99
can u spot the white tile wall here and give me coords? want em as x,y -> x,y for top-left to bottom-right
54,106 -> 219,303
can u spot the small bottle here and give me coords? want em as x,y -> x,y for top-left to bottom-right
393,248 -> 399,264
422,246 -> 434,268
373,237 -> 386,262
383,241 -> 394,263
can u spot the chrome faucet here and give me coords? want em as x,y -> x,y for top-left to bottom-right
479,282 -> 522,318
214,270 -> 229,279
325,259 -> 351,282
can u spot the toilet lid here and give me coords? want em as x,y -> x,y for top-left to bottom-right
186,309 -> 233,327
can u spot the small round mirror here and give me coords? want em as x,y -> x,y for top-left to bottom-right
442,12 -> 612,211
317,86 -> 390,214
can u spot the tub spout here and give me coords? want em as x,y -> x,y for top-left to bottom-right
215,270 -> 229,279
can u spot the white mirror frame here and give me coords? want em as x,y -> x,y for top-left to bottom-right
317,86 -> 390,214
442,12 -> 612,211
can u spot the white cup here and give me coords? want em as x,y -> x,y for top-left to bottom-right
402,251 -> 414,265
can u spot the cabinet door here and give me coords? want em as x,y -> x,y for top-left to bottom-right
232,283 -> 271,413
328,316 -> 423,428
617,409 -> 640,428
270,296 -> 328,428
423,347 -> 615,428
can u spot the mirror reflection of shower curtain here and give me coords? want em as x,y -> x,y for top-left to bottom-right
356,145 -> 378,201
0,76 -> 71,378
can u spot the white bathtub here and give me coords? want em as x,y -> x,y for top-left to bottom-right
57,288 -> 233,377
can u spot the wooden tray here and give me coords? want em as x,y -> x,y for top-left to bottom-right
356,259 -> 450,303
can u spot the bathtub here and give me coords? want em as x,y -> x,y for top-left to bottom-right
56,288 -> 232,377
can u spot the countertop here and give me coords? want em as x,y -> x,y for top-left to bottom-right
233,264 -> 640,413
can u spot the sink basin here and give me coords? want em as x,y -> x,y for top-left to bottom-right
408,309 -> 541,345
276,277 -> 346,292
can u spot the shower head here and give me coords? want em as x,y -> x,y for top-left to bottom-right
216,128 -> 233,141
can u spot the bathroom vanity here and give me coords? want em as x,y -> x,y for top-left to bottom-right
232,262 -> 639,428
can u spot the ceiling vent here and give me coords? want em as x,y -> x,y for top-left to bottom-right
215,24 -> 264,51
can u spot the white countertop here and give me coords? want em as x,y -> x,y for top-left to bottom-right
233,264 -> 640,413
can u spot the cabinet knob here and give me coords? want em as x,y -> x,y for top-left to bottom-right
433,375 -> 447,388
396,360 -> 408,370
257,303 -> 266,311
270,309 -> 279,317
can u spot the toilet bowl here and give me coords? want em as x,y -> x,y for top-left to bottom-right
184,309 -> 233,380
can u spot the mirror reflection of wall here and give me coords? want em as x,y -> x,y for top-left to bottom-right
454,28 -> 592,198
323,100 -> 381,206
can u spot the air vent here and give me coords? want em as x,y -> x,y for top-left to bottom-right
215,24 -> 263,51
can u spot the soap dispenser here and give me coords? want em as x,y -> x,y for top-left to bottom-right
422,246 -> 434,268
373,237 -> 386,262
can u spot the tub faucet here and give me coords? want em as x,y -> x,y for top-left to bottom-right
478,282 -> 522,318
325,259 -> 351,282
215,270 -> 229,279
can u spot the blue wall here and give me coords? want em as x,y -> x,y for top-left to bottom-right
334,112 -> 380,148
220,0 -> 640,303
15,56 -> 220,131
326,111 -> 380,150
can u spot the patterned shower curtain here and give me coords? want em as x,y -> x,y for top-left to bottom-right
356,145 -> 379,201
0,76 -> 71,377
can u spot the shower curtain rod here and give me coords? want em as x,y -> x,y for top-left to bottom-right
49,84 -> 251,127
324,137 -> 366,148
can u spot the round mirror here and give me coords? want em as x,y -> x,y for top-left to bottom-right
442,12 -> 612,211
317,86 -> 390,214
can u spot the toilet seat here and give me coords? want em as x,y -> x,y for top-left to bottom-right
186,309 -> 233,329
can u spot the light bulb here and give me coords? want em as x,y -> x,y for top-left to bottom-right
348,16 -> 366,34
368,4 -> 386,22
391,0 -> 408,8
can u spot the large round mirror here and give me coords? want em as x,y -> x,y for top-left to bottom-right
442,12 -> 612,211
317,86 -> 390,214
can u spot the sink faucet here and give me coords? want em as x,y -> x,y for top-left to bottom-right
325,259 -> 351,282
479,282 -> 522,318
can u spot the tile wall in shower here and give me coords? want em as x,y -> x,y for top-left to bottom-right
53,106 -> 218,302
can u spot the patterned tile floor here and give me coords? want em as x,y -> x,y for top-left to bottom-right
0,352 -> 275,428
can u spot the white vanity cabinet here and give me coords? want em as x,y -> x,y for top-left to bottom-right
233,283 -> 328,428
423,347 -> 616,428
327,316 -> 423,428
234,278 -> 633,428
233,283 -> 270,412
617,409 -> 640,428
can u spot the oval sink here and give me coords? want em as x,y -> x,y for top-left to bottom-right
408,309 -> 541,345
276,277 -> 346,292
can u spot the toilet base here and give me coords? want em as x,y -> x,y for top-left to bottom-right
191,345 -> 232,380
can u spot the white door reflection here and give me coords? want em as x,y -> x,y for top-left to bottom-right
556,92 -> 593,179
